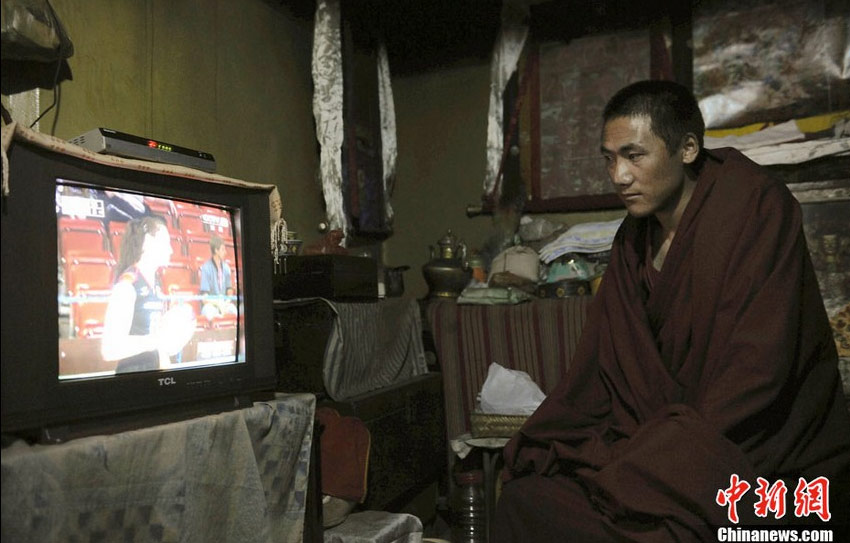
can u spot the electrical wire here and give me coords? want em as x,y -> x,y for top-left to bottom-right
29,60 -> 63,129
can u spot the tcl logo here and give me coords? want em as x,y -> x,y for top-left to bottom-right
158,377 -> 176,386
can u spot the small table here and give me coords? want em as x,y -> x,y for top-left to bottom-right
2,393 -> 316,543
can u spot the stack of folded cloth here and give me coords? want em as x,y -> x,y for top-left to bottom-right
538,218 -> 624,264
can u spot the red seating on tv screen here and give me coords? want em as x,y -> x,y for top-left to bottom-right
106,221 -> 127,258
179,214 -> 209,238
174,201 -> 201,213
208,313 -> 238,329
186,235 -> 212,268
60,226 -> 109,259
160,259 -> 196,292
64,256 -> 115,296
65,258 -> 115,340
144,197 -> 175,223
169,233 -> 186,259
198,206 -> 231,237
72,298 -> 108,338
58,216 -> 105,233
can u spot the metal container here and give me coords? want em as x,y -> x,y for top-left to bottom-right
384,265 -> 409,297
422,229 -> 471,298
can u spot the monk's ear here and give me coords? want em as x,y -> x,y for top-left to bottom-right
681,133 -> 699,165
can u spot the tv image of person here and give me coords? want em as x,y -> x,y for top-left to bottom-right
199,235 -> 237,321
101,215 -> 196,373
102,190 -> 150,222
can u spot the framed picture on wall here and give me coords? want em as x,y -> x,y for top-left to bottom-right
500,0 -> 692,214
514,32 -> 650,212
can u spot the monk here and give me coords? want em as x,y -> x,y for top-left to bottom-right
493,80 -> 850,541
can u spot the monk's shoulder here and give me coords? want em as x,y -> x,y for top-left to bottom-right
706,147 -> 792,208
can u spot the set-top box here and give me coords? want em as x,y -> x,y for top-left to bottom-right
70,128 -> 216,173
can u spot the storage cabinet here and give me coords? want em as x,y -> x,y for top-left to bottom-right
321,373 -> 447,514
273,299 -> 446,522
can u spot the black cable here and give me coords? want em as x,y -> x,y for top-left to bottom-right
1,102 -> 12,125
29,60 -> 63,129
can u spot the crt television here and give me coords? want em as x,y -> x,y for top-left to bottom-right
1,134 -> 277,442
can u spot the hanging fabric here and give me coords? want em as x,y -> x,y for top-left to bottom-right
311,0 -> 348,241
377,41 -> 396,227
483,0 -> 529,198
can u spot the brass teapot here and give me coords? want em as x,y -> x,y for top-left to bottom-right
423,229 -> 471,298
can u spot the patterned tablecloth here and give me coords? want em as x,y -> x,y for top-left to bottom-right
1,393 -> 315,543
426,297 -> 591,440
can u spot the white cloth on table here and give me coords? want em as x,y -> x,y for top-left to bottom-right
1,393 -> 316,543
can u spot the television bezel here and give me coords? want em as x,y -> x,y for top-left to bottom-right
1,137 -> 277,441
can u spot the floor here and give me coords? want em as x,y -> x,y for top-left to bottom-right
421,496 -> 453,540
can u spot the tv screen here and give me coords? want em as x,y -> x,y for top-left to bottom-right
2,133 -> 277,441
57,182 -> 245,378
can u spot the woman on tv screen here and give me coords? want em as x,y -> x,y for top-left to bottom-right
101,214 -> 195,374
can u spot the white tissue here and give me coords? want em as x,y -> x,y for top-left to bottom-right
478,362 -> 546,415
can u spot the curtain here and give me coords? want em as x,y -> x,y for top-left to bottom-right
311,0 -> 347,238
312,0 -> 397,240
483,0 -> 529,199
377,42 -> 396,226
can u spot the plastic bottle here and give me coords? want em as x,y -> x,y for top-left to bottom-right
451,469 -> 487,543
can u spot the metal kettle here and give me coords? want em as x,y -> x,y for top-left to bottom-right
422,229 -> 471,298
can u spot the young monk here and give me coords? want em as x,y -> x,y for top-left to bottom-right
493,80 -> 850,541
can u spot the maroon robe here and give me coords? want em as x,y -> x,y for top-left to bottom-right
495,148 -> 850,541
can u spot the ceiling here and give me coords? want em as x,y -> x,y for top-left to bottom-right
268,0 -> 502,75
362,0 -> 504,75
269,0 -> 690,76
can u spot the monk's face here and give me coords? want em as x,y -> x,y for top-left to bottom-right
600,115 -> 693,219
